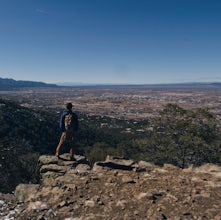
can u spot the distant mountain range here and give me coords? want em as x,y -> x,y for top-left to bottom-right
0,77 -> 58,89
1,77 -> 221,89
57,81 -> 221,88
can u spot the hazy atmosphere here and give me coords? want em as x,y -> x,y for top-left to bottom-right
0,0 -> 221,84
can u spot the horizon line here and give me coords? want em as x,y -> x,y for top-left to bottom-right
1,77 -> 221,87
55,81 -> 221,86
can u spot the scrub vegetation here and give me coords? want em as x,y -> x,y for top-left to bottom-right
0,99 -> 221,192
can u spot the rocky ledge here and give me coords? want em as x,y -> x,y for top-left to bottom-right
1,154 -> 221,220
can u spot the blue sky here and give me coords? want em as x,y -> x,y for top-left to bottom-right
0,0 -> 221,84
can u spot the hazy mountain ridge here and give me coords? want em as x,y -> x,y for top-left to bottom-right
1,77 -> 221,89
56,81 -> 221,88
0,77 -> 57,89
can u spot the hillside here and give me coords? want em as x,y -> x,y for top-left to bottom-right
0,99 -> 60,192
0,77 -> 57,89
1,98 -> 221,194
0,154 -> 221,219
0,98 -> 141,193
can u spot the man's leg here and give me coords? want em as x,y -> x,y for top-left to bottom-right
55,132 -> 66,157
70,146 -> 74,160
69,132 -> 76,160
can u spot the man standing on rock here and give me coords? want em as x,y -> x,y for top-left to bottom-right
55,102 -> 79,160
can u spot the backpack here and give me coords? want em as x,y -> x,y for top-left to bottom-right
64,112 -> 75,131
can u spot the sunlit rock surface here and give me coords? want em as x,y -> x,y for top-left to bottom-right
1,154 -> 221,219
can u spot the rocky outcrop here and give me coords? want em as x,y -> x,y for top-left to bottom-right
1,154 -> 221,219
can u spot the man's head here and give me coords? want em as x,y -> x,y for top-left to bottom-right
66,102 -> 73,110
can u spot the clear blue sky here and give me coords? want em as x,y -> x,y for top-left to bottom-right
0,0 -> 221,84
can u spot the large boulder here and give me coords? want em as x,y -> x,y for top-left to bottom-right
15,184 -> 40,202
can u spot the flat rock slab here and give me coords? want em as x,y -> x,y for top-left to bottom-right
106,155 -> 134,166
38,155 -> 59,166
94,155 -> 135,170
57,154 -> 88,164
40,164 -> 70,174
58,160 -> 78,166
